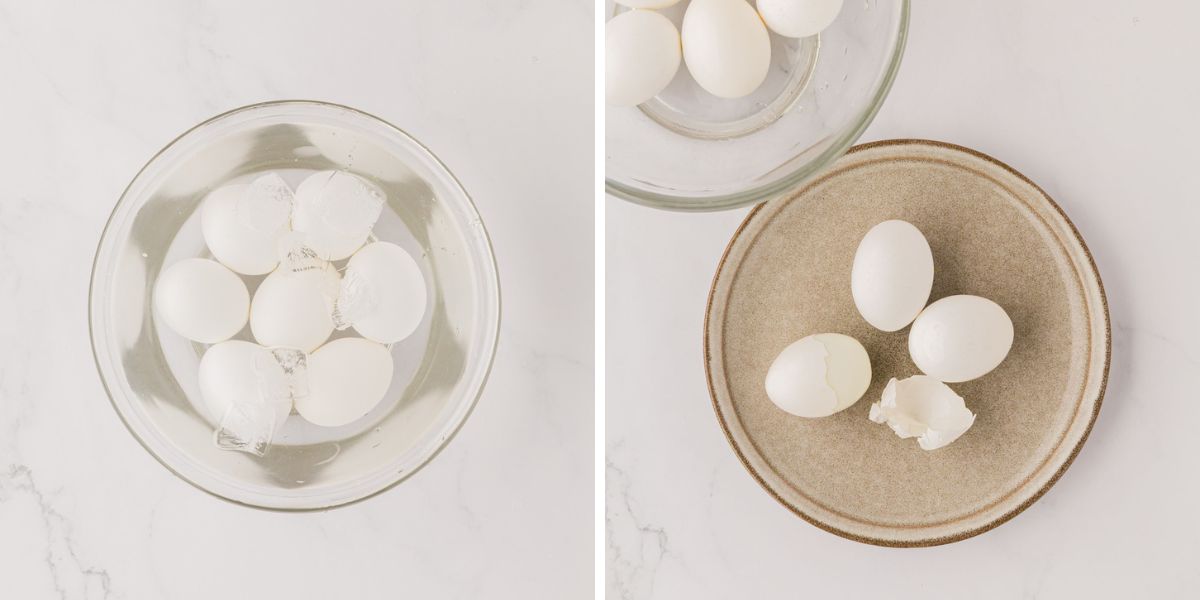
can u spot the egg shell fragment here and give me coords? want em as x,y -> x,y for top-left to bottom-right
764,333 -> 871,418
297,338 -> 394,427
757,0 -> 844,38
250,263 -> 339,353
606,10 -> 682,106
154,258 -> 249,344
869,375 -> 976,451
851,220 -> 934,332
342,242 -> 428,344
908,295 -> 1014,383
681,0 -> 772,99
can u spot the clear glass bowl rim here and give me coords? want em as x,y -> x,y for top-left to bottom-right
88,99 -> 502,511
604,0 -> 911,212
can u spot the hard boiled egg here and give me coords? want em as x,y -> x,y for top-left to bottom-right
292,171 -> 384,260
764,333 -> 871,418
908,295 -> 1014,382
341,242 -> 428,344
154,258 -> 249,344
757,0 -> 843,38
681,0 -> 771,98
250,263 -> 339,352
606,10 -> 682,106
869,375 -> 976,451
851,220 -> 934,332
198,340 -> 292,431
296,338 -> 394,427
200,173 -> 293,275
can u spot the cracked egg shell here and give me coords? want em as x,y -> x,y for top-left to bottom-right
869,375 -> 976,451
764,333 -> 871,418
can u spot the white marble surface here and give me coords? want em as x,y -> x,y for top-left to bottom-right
0,1 -> 592,598
608,1 -> 1199,597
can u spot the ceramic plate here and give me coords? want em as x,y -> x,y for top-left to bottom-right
704,139 -> 1109,546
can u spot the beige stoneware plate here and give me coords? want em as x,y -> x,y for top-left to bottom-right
704,139 -> 1109,547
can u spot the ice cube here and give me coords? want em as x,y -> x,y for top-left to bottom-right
275,231 -> 326,275
211,345 -> 308,456
237,172 -> 294,234
331,264 -> 378,331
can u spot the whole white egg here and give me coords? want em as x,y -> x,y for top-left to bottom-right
200,174 -> 292,275
606,10 -> 682,106
764,333 -> 871,418
851,220 -> 934,332
908,295 -> 1014,383
342,242 -> 428,344
292,171 -> 384,260
757,0 -> 843,38
681,0 -> 772,98
154,258 -> 249,344
198,340 -> 292,431
614,0 -> 681,8
296,338 -> 394,427
250,263 -> 339,352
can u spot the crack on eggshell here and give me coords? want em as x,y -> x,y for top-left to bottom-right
869,376 -> 976,451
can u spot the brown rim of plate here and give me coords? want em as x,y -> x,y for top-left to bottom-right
702,138 -> 1112,547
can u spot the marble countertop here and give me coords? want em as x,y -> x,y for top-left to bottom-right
608,1 -> 1199,597
0,1 -> 593,598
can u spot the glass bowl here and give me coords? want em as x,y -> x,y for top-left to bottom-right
89,101 -> 501,510
605,0 -> 909,211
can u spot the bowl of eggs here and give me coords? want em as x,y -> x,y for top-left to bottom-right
89,101 -> 500,510
605,0 -> 909,211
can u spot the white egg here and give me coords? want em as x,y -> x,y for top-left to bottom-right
869,375 -> 976,451
764,333 -> 871,418
154,258 -> 249,344
851,220 -> 934,332
342,242 -> 428,344
614,0 -> 681,8
292,170 -> 384,260
198,340 -> 292,431
908,295 -> 1014,383
250,263 -> 339,352
757,0 -> 843,38
200,174 -> 293,275
297,338 -> 394,427
681,0 -> 772,98
606,10 -> 682,106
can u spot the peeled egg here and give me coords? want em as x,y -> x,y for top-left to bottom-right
869,375 -> 976,451
296,338 -> 394,427
764,333 -> 871,418
200,174 -> 292,275
198,340 -> 292,430
614,0 -> 681,7
342,242 -> 427,344
154,258 -> 249,344
250,263 -> 339,352
292,171 -> 384,260
908,295 -> 1014,383
681,0 -> 771,99
851,220 -> 934,332
757,0 -> 843,38
606,10 -> 682,106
